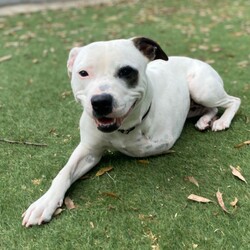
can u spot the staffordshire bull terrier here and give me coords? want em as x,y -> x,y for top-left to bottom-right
22,37 -> 241,227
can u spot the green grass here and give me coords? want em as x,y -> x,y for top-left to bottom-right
0,0 -> 250,249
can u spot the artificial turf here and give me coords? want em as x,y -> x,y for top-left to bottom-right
0,0 -> 249,249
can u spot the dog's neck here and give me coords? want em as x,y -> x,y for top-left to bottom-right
118,76 -> 153,134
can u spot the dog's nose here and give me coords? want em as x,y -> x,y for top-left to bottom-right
91,94 -> 113,117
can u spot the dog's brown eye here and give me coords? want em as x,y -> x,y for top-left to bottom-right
79,70 -> 89,77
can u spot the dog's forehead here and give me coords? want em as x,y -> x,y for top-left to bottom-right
76,39 -> 146,69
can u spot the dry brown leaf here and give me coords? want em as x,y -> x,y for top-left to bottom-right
230,197 -> 238,207
64,196 -> 76,210
199,45 -> 209,51
32,58 -> 39,64
216,190 -> 229,213
61,90 -> 71,99
31,178 -> 41,185
139,214 -> 156,220
230,165 -> 247,183
96,166 -> 113,176
53,208 -> 64,216
187,194 -> 211,203
185,176 -> 199,187
234,140 -> 250,148
0,55 -> 12,63
138,159 -> 149,164
101,192 -> 119,199
144,229 -> 159,250
237,60 -> 248,68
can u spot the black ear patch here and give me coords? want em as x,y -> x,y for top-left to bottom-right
133,37 -> 168,61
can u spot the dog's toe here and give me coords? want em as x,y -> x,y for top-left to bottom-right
22,193 -> 61,227
212,119 -> 230,131
195,118 -> 210,131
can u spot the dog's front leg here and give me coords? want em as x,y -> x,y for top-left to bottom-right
22,143 -> 102,227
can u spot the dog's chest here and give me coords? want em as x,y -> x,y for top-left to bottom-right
109,134 -> 149,157
108,129 -> 169,157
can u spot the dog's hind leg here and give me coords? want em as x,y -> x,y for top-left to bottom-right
195,107 -> 218,130
188,100 -> 218,130
211,95 -> 241,131
188,63 -> 241,131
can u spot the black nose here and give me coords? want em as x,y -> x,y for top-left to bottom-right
91,94 -> 113,117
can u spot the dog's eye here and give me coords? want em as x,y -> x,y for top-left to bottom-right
117,66 -> 139,88
79,70 -> 89,77
118,66 -> 137,78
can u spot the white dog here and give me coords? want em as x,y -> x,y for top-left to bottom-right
22,37 -> 241,227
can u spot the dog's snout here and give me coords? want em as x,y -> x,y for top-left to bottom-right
91,94 -> 113,117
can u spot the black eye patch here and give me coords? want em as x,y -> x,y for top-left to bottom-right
117,66 -> 139,88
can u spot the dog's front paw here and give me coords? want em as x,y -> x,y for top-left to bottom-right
22,192 -> 63,227
212,119 -> 230,131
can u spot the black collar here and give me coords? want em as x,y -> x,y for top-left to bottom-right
118,104 -> 151,134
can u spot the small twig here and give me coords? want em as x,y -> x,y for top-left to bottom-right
0,55 -> 12,63
0,138 -> 47,147
106,172 -> 116,183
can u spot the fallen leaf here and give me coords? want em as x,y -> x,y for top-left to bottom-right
139,214 -> 156,220
234,140 -> 250,148
90,221 -> 95,229
101,192 -> 119,199
187,194 -> 211,203
107,205 -> 116,210
96,166 -> 113,176
19,31 -> 36,40
0,55 -> 12,63
230,197 -> 238,207
185,176 -> 199,187
144,229 -> 159,250
211,46 -> 222,53
32,58 -> 39,64
53,208 -> 64,216
31,178 -> 41,185
61,90 -> 72,99
216,190 -> 229,213
198,45 -> 209,51
138,159 -> 149,164
237,60 -> 248,68
64,196 -> 76,210
230,165 -> 247,183
205,59 -> 215,64
4,41 -> 20,48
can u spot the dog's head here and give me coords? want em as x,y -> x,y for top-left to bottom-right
67,37 -> 168,133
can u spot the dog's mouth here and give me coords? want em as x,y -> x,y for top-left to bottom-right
94,117 -> 123,133
94,101 -> 136,133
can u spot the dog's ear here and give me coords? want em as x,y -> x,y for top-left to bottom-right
67,47 -> 81,78
132,37 -> 168,61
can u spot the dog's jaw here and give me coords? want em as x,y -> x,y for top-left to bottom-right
94,117 -> 121,133
93,101 -> 137,133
